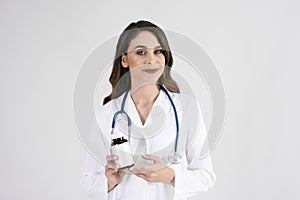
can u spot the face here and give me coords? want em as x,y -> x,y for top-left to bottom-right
121,31 -> 165,88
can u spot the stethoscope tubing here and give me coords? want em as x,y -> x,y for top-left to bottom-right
111,84 -> 180,157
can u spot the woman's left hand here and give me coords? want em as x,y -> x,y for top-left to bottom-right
129,155 -> 175,186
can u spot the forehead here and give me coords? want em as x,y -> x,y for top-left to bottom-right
128,31 -> 161,50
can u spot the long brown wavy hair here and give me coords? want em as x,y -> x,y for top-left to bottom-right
103,20 -> 180,105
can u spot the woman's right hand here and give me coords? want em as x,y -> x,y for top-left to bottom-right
105,155 -> 126,192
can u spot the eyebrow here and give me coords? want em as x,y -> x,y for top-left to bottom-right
134,45 -> 162,49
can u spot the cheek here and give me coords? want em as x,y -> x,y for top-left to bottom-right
159,55 -> 166,65
129,57 -> 144,68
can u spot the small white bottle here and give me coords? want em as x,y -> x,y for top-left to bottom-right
111,132 -> 135,169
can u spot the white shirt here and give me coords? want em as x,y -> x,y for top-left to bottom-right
81,89 -> 216,200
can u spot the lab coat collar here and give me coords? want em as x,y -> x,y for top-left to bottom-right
127,88 -> 165,128
113,86 -> 175,127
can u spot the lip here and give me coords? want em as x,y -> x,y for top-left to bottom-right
142,69 -> 159,74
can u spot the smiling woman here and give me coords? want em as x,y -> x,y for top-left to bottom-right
102,20 -> 179,105
121,31 -> 166,94
81,20 -> 216,200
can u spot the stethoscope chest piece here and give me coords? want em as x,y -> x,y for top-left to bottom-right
168,152 -> 182,164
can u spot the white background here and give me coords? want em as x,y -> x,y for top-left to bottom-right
1,0 -> 299,199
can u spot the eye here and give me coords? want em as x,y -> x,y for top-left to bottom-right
155,49 -> 164,55
136,49 -> 146,55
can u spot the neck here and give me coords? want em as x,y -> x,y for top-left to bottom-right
130,83 -> 160,106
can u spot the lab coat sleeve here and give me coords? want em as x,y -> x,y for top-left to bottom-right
81,153 -> 108,200
170,101 -> 216,199
80,112 -> 111,200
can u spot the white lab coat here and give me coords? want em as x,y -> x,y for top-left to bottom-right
81,89 -> 216,200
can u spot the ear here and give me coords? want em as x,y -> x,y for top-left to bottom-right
121,54 -> 129,68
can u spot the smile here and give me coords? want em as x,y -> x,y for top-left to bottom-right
142,69 -> 160,74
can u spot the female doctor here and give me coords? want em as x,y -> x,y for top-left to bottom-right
81,20 -> 216,200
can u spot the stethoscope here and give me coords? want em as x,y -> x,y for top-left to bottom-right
111,84 -> 181,164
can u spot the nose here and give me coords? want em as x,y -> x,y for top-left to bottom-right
146,52 -> 156,64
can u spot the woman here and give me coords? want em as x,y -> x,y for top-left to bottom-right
81,20 -> 216,200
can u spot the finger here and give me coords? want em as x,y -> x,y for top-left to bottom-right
106,163 -> 120,170
119,167 -> 131,173
135,173 -> 157,182
135,173 -> 149,180
107,160 -> 115,165
151,162 -> 168,171
106,155 -> 118,161
105,167 -> 117,174
141,154 -> 162,163
105,168 -> 119,177
130,165 -> 154,173
133,164 -> 167,173
118,170 -> 126,176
